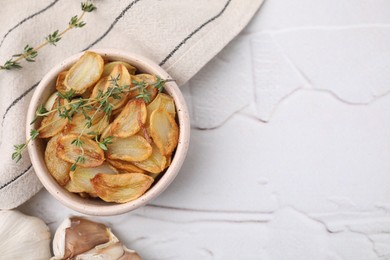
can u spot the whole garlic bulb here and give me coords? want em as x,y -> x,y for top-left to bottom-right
52,217 -> 141,260
0,210 -> 51,260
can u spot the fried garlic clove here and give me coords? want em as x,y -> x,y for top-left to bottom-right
133,142 -> 167,174
102,61 -> 137,76
165,155 -> 172,169
100,123 -> 113,141
146,93 -> 176,127
90,76 -> 110,99
107,159 -> 146,173
91,173 -> 154,203
65,162 -> 118,195
44,92 -> 58,111
64,51 -> 104,95
132,74 -> 158,102
149,109 -> 179,156
107,135 -> 152,162
67,108 -> 109,138
56,134 -> 105,167
45,134 -> 71,185
111,100 -> 147,138
55,70 -> 68,94
147,93 -> 176,116
107,64 -> 131,110
39,97 -> 69,138
91,64 -> 131,111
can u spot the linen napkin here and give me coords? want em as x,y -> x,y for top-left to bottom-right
0,0 -> 264,209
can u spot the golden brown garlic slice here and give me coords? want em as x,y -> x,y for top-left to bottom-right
133,142 -> 167,174
147,93 -> 176,116
102,61 -> 136,76
90,76 -> 110,98
100,123 -> 113,140
91,64 -> 131,110
132,74 -> 158,102
39,97 -> 69,138
149,109 -> 179,156
107,64 -> 131,110
55,70 -> 68,94
64,51 -> 104,94
106,135 -> 152,162
146,93 -> 176,127
107,159 -> 146,173
111,100 -> 147,138
56,134 -> 105,167
66,107 -> 109,138
91,173 -> 154,203
64,162 -> 118,195
45,134 -> 71,186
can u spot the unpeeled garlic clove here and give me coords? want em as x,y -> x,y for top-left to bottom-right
0,210 -> 51,260
52,217 -> 110,259
52,217 -> 142,260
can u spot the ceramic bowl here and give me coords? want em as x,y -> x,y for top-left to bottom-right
26,49 -> 190,216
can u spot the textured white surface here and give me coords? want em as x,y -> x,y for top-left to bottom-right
19,0 -> 390,259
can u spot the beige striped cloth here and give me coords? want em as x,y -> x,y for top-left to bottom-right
0,0 -> 263,209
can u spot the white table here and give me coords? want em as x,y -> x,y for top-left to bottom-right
19,0 -> 390,259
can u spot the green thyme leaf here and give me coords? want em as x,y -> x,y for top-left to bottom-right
1,59 -> 22,70
30,129 -> 40,140
46,30 -> 62,46
57,89 -> 75,102
12,143 -> 27,162
81,2 -> 97,12
71,138 -> 84,147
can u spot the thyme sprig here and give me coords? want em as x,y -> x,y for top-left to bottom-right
13,45 -> 38,62
70,138 -> 85,171
133,80 -> 150,103
1,60 -> 22,70
12,129 -> 40,162
12,73 -> 172,166
46,30 -> 62,46
0,1 -> 96,71
96,136 -> 113,151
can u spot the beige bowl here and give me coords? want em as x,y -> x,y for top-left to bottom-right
26,49 -> 190,216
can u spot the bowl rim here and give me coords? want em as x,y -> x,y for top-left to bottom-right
26,48 -> 190,216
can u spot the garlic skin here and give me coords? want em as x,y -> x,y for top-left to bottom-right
75,243 -> 141,260
52,217 -> 71,259
119,247 -> 142,260
52,217 -> 141,260
0,210 -> 51,260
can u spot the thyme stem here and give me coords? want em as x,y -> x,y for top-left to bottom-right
0,1 -> 95,71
